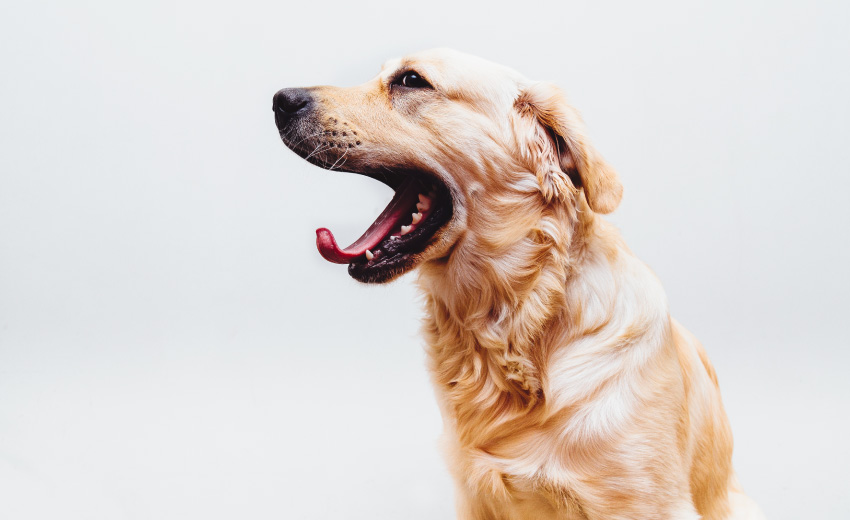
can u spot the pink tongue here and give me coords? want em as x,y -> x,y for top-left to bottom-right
316,179 -> 420,264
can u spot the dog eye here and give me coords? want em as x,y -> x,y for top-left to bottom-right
393,71 -> 433,89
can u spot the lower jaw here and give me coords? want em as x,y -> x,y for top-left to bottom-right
347,252 -> 418,283
346,193 -> 453,283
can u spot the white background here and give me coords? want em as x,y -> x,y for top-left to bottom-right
1,0 -> 849,518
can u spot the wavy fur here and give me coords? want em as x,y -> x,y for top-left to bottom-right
284,49 -> 764,520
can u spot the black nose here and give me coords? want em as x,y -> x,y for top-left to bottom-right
273,88 -> 313,125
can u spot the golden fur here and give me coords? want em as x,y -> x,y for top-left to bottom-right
284,49 -> 764,519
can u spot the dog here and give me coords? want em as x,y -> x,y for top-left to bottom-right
273,48 -> 764,520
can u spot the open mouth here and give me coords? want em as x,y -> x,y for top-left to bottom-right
314,169 -> 453,283
272,87 -> 454,282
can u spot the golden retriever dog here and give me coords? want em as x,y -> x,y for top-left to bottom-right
273,49 -> 764,520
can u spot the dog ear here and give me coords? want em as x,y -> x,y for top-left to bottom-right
514,82 -> 622,213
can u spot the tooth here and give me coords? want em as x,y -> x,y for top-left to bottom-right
400,225 -> 412,235
365,250 -> 374,260
417,194 -> 431,211
411,212 -> 422,224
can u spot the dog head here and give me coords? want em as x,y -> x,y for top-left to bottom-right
274,48 -> 622,283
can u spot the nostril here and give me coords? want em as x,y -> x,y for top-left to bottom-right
273,88 -> 312,115
276,96 -> 307,114
287,99 -> 307,112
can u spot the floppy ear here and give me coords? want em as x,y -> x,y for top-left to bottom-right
514,82 -> 622,213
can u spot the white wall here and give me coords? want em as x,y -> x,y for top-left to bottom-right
1,0 -> 848,518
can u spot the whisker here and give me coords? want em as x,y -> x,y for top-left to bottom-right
291,130 -> 328,149
329,148 -> 349,171
305,142 -> 333,161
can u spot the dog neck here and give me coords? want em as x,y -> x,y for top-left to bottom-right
416,189 -> 603,436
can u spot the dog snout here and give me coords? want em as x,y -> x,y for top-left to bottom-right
273,88 -> 314,127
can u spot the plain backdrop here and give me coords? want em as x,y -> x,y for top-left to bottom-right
1,0 -> 849,518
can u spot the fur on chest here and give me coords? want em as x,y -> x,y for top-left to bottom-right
421,279 -> 681,515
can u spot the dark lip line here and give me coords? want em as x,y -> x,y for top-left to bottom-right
329,165 -> 431,193
285,139 -> 408,191
278,121 -> 437,192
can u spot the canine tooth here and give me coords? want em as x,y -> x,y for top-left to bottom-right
365,250 -> 374,261
400,225 -> 412,235
411,212 -> 422,224
417,194 -> 431,211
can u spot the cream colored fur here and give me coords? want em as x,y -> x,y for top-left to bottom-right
296,49 -> 764,520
